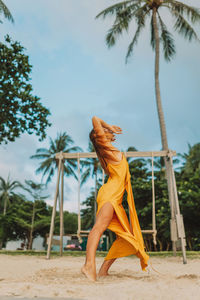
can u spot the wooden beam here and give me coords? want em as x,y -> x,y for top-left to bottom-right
55,150 -> 176,160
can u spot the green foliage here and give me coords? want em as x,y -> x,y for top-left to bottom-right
96,0 -> 200,62
0,175 -> 22,215
81,189 -> 96,230
0,0 -> 14,24
31,132 -> 81,184
81,143 -> 200,251
4,194 -> 51,247
54,211 -> 78,235
0,35 -> 51,144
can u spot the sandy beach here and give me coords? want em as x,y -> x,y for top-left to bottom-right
0,254 -> 199,300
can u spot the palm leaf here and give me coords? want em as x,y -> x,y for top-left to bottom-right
173,12 -> 198,41
157,13 -> 176,61
0,0 -> 14,23
125,4 -> 150,62
96,0 -> 136,19
150,13 -> 155,50
81,168 -> 91,186
169,0 -> 200,23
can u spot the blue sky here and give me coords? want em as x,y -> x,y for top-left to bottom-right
0,0 -> 200,212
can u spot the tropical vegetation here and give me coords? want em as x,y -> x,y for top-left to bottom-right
81,143 -> 200,251
30,132 -> 81,185
0,35 -> 51,144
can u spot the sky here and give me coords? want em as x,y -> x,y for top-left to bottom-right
0,0 -> 200,213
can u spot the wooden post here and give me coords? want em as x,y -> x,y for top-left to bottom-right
169,154 -> 187,264
47,156 -> 62,259
165,154 -> 177,256
60,159 -> 64,256
77,155 -> 81,239
151,154 -> 157,246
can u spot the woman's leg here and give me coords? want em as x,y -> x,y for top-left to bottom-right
81,202 -> 114,281
98,258 -> 116,277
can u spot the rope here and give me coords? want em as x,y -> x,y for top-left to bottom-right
151,152 -> 157,245
145,241 -> 166,277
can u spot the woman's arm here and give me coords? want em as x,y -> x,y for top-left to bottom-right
92,116 -> 122,135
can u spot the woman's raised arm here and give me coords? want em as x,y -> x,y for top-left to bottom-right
92,116 -> 122,136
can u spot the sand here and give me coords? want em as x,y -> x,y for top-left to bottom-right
0,254 -> 199,300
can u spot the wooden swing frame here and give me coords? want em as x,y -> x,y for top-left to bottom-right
46,150 -> 187,265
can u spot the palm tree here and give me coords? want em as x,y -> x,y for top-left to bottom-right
31,132 -> 82,184
0,175 -> 21,215
96,1 -> 200,154
179,142 -> 200,174
0,0 -> 14,24
96,1 -> 200,254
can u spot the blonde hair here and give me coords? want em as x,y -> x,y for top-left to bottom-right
89,129 -> 119,174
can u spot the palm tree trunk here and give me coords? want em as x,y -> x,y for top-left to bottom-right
152,7 -> 177,253
152,7 -> 168,150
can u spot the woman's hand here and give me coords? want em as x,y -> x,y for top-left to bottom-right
109,125 -> 122,134
92,116 -> 122,137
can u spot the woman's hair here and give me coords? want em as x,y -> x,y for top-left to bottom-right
89,129 -> 118,174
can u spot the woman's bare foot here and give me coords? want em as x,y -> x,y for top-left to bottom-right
81,264 -> 96,282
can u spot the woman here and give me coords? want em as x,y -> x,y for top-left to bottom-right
81,116 -> 149,281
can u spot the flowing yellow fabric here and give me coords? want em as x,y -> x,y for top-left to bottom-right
96,154 -> 149,271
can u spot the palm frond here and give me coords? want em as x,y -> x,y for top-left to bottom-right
35,158 -> 54,175
169,0 -> 200,23
30,153 -> 50,160
66,158 -> 77,169
106,3 -> 146,48
126,5 -> 150,62
0,0 -> 14,23
96,0 -> 135,19
158,13 -> 176,61
173,12 -> 198,41
35,148 -> 50,154
67,146 -> 82,152
81,168 -> 91,186
63,164 -> 77,180
45,167 -> 55,185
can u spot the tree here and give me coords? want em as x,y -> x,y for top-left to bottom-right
31,132 -> 81,185
179,143 -> 200,175
96,0 -> 200,149
0,35 -> 51,144
96,0 -> 200,252
54,211 -> 78,235
9,196 -> 52,250
0,0 -> 14,24
22,180 -> 48,249
0,175 -> 22,215
176,143 -> 200,250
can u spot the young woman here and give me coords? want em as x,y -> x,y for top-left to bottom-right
81,116 -> 149,281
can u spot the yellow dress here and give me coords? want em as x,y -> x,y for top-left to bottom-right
96,154 -> 149,271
